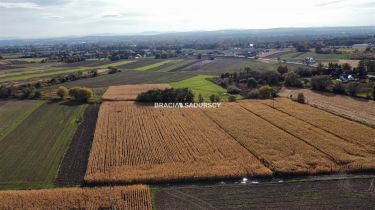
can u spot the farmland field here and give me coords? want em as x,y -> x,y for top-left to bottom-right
0,100 -> 43,142
239,100 -> 375,171
0,185 -> 152,210
117,58 -> 163,70
269,51 -> 349,61
45,70 -> 199,88
154,178 -> 375,210
85,102 -> 271,184
261,98 -> 375,149
202,103 -> 338,175
0,101 -> 86,189
279,88 -> 375,127
102,84 -> 171,101
136,60 -> 171,71
0,59 -> 134,83
171,75 -> 231,102
55,104 -> 100,187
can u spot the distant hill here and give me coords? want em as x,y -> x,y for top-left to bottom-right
1,26 -> 375,46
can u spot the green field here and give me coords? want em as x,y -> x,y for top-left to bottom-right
0,101 -> 86,190
0,100 -> 44,142
135,60 -> 171,71
0,60 -> 135,83
171,75 -> 233,102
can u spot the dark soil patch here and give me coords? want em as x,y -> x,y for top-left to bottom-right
154,177 -> 375,210
54,104 -> 99,187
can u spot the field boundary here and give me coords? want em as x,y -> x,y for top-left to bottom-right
199,108 -> 276,172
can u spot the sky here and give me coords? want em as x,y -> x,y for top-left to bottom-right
0,0 -> 375,38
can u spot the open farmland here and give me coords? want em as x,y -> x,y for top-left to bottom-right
0,100 -> 43,142
45,70 -> 198,88
85,102 -> 271,184
179,58 -> 308,74
0,185 -> 152,210
269,51 -> 349,61
136,60 -> 171,71
279,88 -> 375,127
117,58 -> 163,70
154,178 -> 375,210
202,103 -> 338,175
239,100 -> 375,172
171,75 -> 231,102
102,84 -> 171,101
0,59 -> 134,83
0,101 -> 86,190
55,104 -> 100,187
261,98 -> 375,150
153,59 -> 198,72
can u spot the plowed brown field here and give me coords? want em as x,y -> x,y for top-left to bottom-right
0,185 -> 152,210
85,102 -> 271,184
102,84 -> 170,101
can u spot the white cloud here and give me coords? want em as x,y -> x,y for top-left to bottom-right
0,2 -> 42,9
0,0 -> 374,38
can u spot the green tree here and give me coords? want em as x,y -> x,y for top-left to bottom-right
342,63 -> 352,73
332,81 -> 346,94
198,93 -> 204,103
284,71 -> 303,88
247,77 -> 257,88
258,85 -> 274,99
277,65 -> 288,75
209,94 -> 220,102
57,86 -> 69,99
69,87 -> 93,102
311,75 -> 331,91
345,82 -> 360,96
356,60 -> 367,77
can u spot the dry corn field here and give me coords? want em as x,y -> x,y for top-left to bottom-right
239,100 -> 375,172
85,102 -> 271,184
101,84 -> 171,101
202,103 -> 338,175
0,185 -> 152,210
263,98 -> 375,150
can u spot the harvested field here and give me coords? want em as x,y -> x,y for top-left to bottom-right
0,185 -> 152,210
0,101 -> 86,190
55,104 -> 100,187
202,103 -> 338,175
102,84 -> 171,101
279,88 -> 375,127
154,178 -> 375,210
239,100 -> 375,172
85,102 -> 271,184
262,98 -> 375,150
